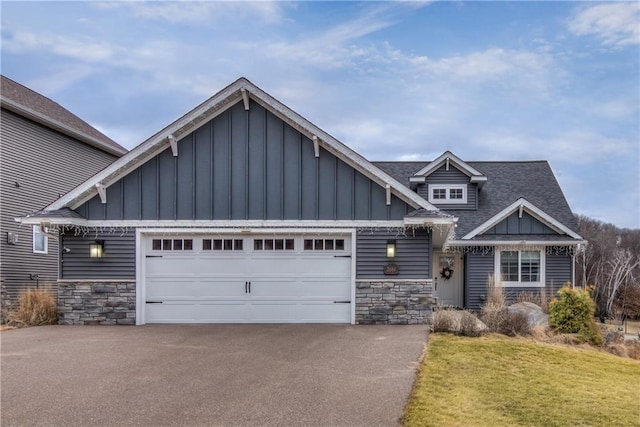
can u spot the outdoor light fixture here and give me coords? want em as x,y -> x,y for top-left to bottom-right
386,240 -> 396,258
90,240 -> 104,258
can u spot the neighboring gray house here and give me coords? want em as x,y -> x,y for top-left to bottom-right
20,78 -> 585,325
1,75 -> 127,301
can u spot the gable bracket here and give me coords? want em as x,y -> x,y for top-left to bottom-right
446,158 -> 450,171
168,134 -> 178,157
312,135 -> 320,158
95,183 -> 107,204
518,204 -> 524,218
386,185 -> 392,206
241,88 -> 250,110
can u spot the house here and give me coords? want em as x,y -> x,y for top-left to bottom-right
18,78 -> 585,325
0,75 -> 127,304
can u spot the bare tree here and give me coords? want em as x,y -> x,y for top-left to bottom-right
574,215 -> 640,320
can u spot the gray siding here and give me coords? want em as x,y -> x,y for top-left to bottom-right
0,109 -> 118,298
76,101 -> 411,221
417,165 -> 477,210
356,229 -> 431,279
545,252 -> 572,291
60,230 -> 135,279
483,212 -> 557,235
464,250 -> 494,310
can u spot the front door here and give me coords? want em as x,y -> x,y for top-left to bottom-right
433,252 -> 463,307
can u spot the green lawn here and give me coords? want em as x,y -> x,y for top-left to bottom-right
403,334 -> 640,427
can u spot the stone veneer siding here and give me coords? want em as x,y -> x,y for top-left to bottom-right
58,281 -> 136,325
355,280 -> 434,325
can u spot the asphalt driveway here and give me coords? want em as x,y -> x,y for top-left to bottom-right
1,324 -> 428,426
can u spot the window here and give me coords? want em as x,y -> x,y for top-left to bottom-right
303,239 -> 345,251
33,226 -> 47,254
497,250 -> 543,287
203,239 -> 243,251
428,185 -> 467,204
152,239 -> 193,251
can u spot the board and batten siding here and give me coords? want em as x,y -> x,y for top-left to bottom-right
76,101 -> 412,222
60,230 -> 135,279
0,109 -> 118,298
482,211 -> 557,235
416,165 -> 477,210
356,229 -> 431,279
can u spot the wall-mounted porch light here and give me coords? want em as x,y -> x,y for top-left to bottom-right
90,240 -> 104,258
386,240 -> 396,258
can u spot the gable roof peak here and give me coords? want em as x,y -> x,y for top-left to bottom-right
462,197 -> 583,240
412,151 -> 488,187
45,77 -> 437,213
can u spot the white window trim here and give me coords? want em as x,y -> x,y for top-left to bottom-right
32,225 -> 48,254
494,249 -> 545,287
428,184 -> 467,204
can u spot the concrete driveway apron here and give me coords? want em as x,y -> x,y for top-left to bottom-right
1,324 -> 428,426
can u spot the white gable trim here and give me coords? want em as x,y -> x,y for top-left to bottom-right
461,198 -> 583,240
47,78 -> 436,212
413,151 -> 485,179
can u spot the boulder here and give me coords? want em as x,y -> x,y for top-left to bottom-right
508,302 -> 548,329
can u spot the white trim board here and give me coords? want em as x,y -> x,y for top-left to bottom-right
448,239 -> 587,247
460,198 -> 583,240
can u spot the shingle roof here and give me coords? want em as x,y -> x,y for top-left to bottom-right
373,160 -> 579,238
0,75 -> 127,156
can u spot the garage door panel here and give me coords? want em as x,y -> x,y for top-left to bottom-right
146,279 -> 247,299
248,257 -> 299,275
147,301 -> 249,323
295,281 -> 351,298
299,303 -> 351,323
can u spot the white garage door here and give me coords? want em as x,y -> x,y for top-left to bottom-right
142,234 -> 352,324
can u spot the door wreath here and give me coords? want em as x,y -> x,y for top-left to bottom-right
440,266 -> 453,280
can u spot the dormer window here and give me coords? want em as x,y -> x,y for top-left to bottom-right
428,184 -> 467,204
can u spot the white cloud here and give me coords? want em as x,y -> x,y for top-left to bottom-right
94,1 -> 285,25
568,3 -> 640,47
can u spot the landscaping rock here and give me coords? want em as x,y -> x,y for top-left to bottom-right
508,302 -> 548,329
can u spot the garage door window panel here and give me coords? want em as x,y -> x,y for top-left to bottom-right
304,239 -> 345,251
203,239 -> 243,251
253,239 -> 294,251
152,239 -> 193,251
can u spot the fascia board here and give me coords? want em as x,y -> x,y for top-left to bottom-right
461,198 -> 583,240
448,239 -> 588,246
1,97 -> 127,157
16,216 -> 87,227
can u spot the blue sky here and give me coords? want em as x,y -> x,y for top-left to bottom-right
2,1 -> 639,228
